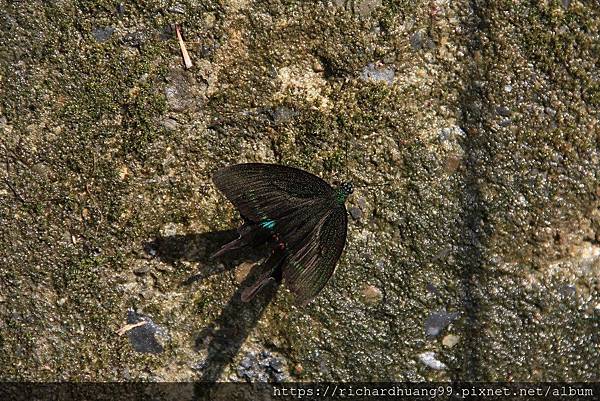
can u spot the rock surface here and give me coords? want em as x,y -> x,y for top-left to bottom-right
0,0 -> 598,381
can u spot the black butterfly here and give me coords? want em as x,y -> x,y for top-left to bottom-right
211,163 -> 352,306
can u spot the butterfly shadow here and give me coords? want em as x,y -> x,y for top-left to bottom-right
146,230 -> 278,383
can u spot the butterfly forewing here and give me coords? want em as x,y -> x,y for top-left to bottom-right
212,163 -> 349,305
213,163 -> 334,222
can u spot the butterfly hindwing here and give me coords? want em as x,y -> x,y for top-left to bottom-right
283,205 -> 348,306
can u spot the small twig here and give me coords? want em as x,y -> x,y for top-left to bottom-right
116,320 -> 147,336
175,25 -> 193,69
3,149 -> 28,205
3,178 -> 28,204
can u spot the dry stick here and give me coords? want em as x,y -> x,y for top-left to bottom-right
116,320 -> 147,336
2,148 -> 28,204
3,178 -> 27,204
176,25 -> 193,69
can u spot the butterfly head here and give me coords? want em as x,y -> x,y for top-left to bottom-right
336,181 -> 353,204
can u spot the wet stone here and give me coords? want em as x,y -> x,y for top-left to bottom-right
265,106 -> 297,125
349,206 -> 362,220
438,126 -> 466,142
360,63 -> 394,85
133,266 -> 150,275
167,3 -> 186,14
356,0 -> 382,17
125,309 -> 166,354
410,30 -> 435,50
237,351 -> 288,382
92,27 -> 115,42
418,352 -> 446,370
545,107 -> 557,117
496,106 -> 511,116
559,284 -> 576,297
425,310 -> 460,338
361,284 -> 383,305
442,334 -> 460,348
499,118 -> 512,127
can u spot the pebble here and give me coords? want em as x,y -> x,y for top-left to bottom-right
356,0 -> 382,17
496,106 -> 511,117
360,63 -> 394,85
499,118 -> 511,127
293,364 -> 304,376
92,27 -> 115,42
133,264 -> 150,274
125,310 -> 165,354
162,118 -> 180,131
349,206 -> 362,220
410,30 -> 435,50
442,334 -> 460,348
117,164 -> 130,180
425,310 -> 460,338
235,261 -> 256,284
237,350 -> 288,382
361,284 -> 383,305
559,284 -> 576,297
268,107 -> 297,124
270,358 -> 284,373
160,223 -> 178,237
164,71 -> 199,112
167,3 -> 186,13
418,352 -> 446,370
439,126 -> 466,142
357,196 -> 367,209
192,360 -> 207,371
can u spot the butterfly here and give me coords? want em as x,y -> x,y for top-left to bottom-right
211,163 -> 352,306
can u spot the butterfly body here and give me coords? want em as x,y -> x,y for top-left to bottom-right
211,163 -> 351,306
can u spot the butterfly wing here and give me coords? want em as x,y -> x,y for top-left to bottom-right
282,205 -> 348,306
212,163 -> 334,223
212,163 -> 348,305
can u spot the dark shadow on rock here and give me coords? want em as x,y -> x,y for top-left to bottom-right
146,229 -> 237,264
145,229 -> 278,386
454,0 -> 494,381
145,229 -> 268,286
194,268 -> 278,386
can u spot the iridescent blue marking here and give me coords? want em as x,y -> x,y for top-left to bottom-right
259,219 -> 276,230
